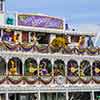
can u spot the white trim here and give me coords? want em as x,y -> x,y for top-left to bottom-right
65,30 -> 95,36
0,25 -> 96,36
0,25 -> 65,34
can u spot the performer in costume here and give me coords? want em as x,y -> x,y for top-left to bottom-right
9,60 -> 17,75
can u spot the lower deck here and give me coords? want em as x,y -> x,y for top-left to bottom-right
0,90 -> 100,100
0,85 -> 100,100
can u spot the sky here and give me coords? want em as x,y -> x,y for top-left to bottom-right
5,0 -> 100,46
6,0 -> 100,25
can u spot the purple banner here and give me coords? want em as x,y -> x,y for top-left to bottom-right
17,14 -> 64,29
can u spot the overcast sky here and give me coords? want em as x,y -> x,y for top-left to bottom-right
6,0 -> 100,25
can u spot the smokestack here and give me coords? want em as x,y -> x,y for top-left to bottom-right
0,0 -> 5,12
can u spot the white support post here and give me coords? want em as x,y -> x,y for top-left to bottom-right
90,61 -> 93,83
38,91 -> 40,100
77,60 -> 80,77
22,58 -> 25,76
56,92 -> 57,100
0,29 -> 3,41
91,91 -> 94,100
51,58 -> 54,79
6,93 -> 8,100
6,58 -> 9,75
37,57 -> 40,83
66,89 -> 68,100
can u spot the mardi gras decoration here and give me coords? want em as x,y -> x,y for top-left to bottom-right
50,36 -> 68,53
36,44 -> 48,53
29,64 -> 36,74
39,58 -> 52,84
30,32 -> 37,44
8,57 -> 22,75
80,60 -> 91,83
77,48 -> 86,55
25,58 -> 38,75
24,58 -> 38,84
5,28 -> 12,33
3,41 -> 19,51
67,60 -> 79,83
8,60 -> 17,75
54,59 -> 65,85
87,48 -> 97,55
78,36 -> 85,48
92,61 -> 100,83
8,58 -> 22,84
12,34 -> 20,43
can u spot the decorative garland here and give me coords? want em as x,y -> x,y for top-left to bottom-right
67,76 -> 79,84
92,77 -> 100,83
3,41 -> 19,51
40,76 -> 52,84
80,77 -> 92,84
8,75 -> 22,84
77,48 -> 86,54
21,43 -> 33,51
0,75 -> 7,84
36,44 -> 48,53
62,47 -> 72,54
0,40 -> 99,55
87,48 -> 97,55
23,75 -> 38,84
50,45 -> 61,53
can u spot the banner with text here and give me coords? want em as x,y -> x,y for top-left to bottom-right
17,14 -> 64,29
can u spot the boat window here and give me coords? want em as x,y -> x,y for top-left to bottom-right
68,92 -> 91,100
36,32 -> 50,44
71,35 -> 80,42
22,31 -> 29,43
40,92 -> 66,100
8,93 -> 38,100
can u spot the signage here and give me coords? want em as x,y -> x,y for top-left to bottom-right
17,14 -> 64,29
5,13 -> 16,25
6,17 -> 14,25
